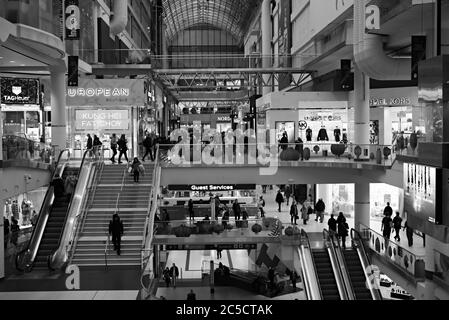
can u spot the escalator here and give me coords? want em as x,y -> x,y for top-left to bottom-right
341,249 -> 373,300
33,167 -> 80,269
15,149 -> 97,272
312,249 -> 340,300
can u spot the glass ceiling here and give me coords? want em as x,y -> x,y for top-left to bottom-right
162,0 -> 260,43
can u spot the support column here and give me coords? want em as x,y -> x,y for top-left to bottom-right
354,182 -> 370,231
50,67 -> 67,153
353,64 -> 370,159
0,199 -> 5,279
162,23 -> 168,69
261,0 -> 272,96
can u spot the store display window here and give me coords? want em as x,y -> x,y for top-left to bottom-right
331,184 -> 354,218
275,122 -> 295,144
370,184 -> 402,220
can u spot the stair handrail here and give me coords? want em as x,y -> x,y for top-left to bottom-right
104,233 -> 110,269
47,148 -> 92,270
140,145 -> 161,299
323,229 -> 354,300
66,147 -> 106,265
299,229 -> 323,300
350,228 -> 383,300
15,149 -> 71,272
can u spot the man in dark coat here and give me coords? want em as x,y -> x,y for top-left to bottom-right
170,263 -> 179,288
142,134 -> 153,162
328,214 -> 337,233
383,202 -> 393,217
275,190 -> 284,212
232,199 -> 241,221
188,199 -> 195,221
109,213 -> 124,255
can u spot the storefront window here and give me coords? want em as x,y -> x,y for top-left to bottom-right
331,184 -> 354,218
370,183 -> 402,220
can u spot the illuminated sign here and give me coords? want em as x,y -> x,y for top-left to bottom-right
165,244 -> 257,251
370,97 -> 411,106
67,88 -> 130,98
75,110 -> 129,131
168,184 -> 256,191
1,78 -> 40,105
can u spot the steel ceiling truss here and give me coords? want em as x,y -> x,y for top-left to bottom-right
150,68 -> 314,90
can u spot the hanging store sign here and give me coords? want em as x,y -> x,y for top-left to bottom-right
168,184 -> 256,191
75,109 -> 129,131
370,97 -> 412,106
67,79 -> 145,106
65,0 -> 80,40
1,78 -> 40,105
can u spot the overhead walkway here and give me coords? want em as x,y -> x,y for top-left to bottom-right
15,149 -> 100,272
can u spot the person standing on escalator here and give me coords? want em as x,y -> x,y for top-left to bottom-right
52,174 -> 65,198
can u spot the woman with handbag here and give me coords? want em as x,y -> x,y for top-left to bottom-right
131,157 -> 142,183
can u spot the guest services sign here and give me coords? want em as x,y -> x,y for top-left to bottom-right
67,79 -> 145,106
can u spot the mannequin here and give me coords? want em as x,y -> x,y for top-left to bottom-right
334,126 -> 341,142
306,127 -> 313,142
342,129 -> 348,144
317,126 -> 329,141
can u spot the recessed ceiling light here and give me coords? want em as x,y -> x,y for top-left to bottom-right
0,57 -> 3,59
9,60 -> 15,63
20,64 -> 26,66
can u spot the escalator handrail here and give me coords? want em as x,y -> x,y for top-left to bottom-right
66,147 -> 105,266
350,228 -> 383,300
47,148 -> 93,270
15,149 -> 71,272
300,229 -> 323,300
323,229 -> 355,300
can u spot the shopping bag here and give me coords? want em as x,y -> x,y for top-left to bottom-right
128,167 -> 133,174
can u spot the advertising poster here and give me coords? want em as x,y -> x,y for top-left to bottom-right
278,0 -> 292,90
1,78 -> 40,105
403,163 -> 439,224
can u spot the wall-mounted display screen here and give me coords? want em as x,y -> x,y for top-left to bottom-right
404,163 -> 441,224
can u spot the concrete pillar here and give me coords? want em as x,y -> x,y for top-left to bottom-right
50,67 -> 67,153
0,199 -> 5,279
354,182 -> 370,231
261,0 -> 272,96
354,64 -> 370,155
382,107 -> 392,146
162,23 -> 168,69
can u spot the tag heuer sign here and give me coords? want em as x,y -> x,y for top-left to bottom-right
1,78 -> 40,105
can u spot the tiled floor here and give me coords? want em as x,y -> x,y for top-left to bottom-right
0,291 -> 139,300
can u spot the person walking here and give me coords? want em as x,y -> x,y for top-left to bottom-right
109,213 -> 124,255
279,132 -> 289,151
86,134 -> 93,156
142,134 -> 153,162
328,214 -> 337,233
93,135 -> 102,158
188,199 -> 195,221
163,267 -> 171,287
170,263 -> 179,288
383,202 -> 393,217
232,199 -> 241,221
381,214 -> 393,239
285,185 -> 292,206
131,157 -> 143,183
117,134 -> 129,164
258,196 -> 266,218
187,289 -> 196,301
216,248 -> 223,259
10,217 -> 20,246
290,200 -> 298,225
221,206 -> 230,228
404,220 -> 414,247
393,212 -> 403,241
110,134 -> 118,163
315,199 -> 326,223
300,201 -> 309,225
275,190 -> 284,213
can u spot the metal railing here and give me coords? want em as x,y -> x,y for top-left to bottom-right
299,229 -> 322,300
358,223 -> 426,282
66,148 -> 106,266
350,228 -> 383,300
15,149 -> 71,272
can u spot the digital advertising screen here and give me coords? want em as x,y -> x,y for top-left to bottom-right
403,163 -> 442,224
